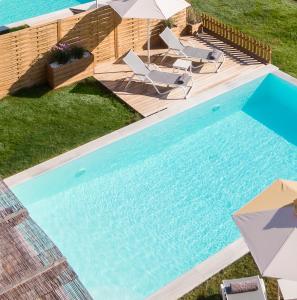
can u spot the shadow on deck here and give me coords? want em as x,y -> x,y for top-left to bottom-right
94,33 -> 266,117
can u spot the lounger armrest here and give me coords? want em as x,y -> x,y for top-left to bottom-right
179,38 -> 186,47
133,73 -> 147,82
146,63 -> 161,71
220,284 -> 227,300
174,49 -> 188,58
134,72 -> 147,77
259,278 -> 267,298
168,47 -> 185,53
181,38 -> 194,47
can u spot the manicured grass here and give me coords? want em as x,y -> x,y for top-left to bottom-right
192,0 -> 297,78
0,78 -> 141,178
180,254 -> 278,300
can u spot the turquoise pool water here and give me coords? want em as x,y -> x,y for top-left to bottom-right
13,74 -> 297,299
0,0 -> 91,26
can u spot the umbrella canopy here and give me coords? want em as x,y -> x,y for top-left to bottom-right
233,179 -> 297,281
109,0 -> 190,19
109,0 -> 190,63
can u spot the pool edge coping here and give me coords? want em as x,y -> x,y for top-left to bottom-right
147,238 -> 249,300
4,64 -> 278,187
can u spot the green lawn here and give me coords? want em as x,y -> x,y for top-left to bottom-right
180,254 -> 278,300
0,78 -> 141,178
191,0 -> 297,78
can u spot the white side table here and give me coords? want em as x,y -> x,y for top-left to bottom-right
278,279 -> 297,300
172,59 -> 192,74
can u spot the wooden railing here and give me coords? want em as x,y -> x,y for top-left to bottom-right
200,13 -> 272,64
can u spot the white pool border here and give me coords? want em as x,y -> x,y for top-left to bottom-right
148,238 -> 249,300
6,65 -> 297,300
5,64 -> 278,188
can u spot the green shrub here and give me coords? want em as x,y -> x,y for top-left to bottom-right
50,43 -> 87,64
0,24 -> 29,35
71,45 -> 85,59
187,8 -> 201,24
51,43 -> 72,64
164,18 -> 176,28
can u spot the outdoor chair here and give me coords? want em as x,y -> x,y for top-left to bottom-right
123,50 -> 193,99
159,27 -> 225,73
220,276 -> 267,300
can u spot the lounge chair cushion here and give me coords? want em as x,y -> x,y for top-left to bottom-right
176,73 -> 189,84
229,281 -> 258,294
208,48 -> 222,60
223,276 -> 266,300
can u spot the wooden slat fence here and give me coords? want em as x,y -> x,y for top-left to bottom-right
115,9 -> 186,57
0,6 -> 186,98
58,7 -> 117,63
200,13 -> 272,64
0,22 -> 58,96
0,6 -> 272,99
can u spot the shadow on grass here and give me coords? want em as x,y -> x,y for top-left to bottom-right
69,77 -> 140,116
69,77 -> 114,97
10,77 -> 111,99
11,85 -> 51,99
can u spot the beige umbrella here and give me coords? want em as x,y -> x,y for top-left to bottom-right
109,0 -> 190,63
233,179 -> 297,281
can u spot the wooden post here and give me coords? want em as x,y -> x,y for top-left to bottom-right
57,19 -> 62,41
113,11 -> 119,59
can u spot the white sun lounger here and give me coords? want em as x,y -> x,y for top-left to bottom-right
221,276 -> 267,300
159,27 -> 225,73
123,50 -> 193,99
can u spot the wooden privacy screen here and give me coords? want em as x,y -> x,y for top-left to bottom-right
0,22 -> 58,97
0,6 -> 186,98
201,13 -> 272,64
0,7 -> 271,99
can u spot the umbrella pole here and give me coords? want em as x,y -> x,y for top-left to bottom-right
147,19 -> 151,64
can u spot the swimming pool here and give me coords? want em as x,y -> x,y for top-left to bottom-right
13,73 -> 297,299
0,0 -> 91,26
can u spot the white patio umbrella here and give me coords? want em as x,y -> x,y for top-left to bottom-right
109,0 -> 190,63
233,179 -> 297,281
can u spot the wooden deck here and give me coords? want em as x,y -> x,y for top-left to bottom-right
94,33 -> 267,117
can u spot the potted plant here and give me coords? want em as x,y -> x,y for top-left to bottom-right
164,18 -> 177,29
47,43 -> 94,89
163,17 -> 182,36
187,8 -> 203,36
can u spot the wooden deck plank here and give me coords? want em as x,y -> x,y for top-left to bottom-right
94,33 -> 267,117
